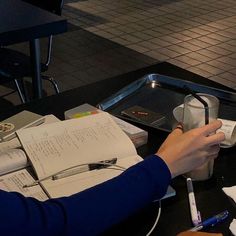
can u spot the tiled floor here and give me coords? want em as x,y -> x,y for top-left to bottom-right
1,0 -> 236,109
65,0 -> 236,89
1,25 -> 157,108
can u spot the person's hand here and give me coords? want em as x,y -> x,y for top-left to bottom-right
176,231 -> 222,236
156,120 -> 225,178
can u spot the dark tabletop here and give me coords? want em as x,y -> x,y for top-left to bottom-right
0,62 -> 235,236
0,0 -> 67,45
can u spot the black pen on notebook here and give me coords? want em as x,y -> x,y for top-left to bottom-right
52,158 -> 118,180
23,158 -> 120,188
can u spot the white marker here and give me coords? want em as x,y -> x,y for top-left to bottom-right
186,178 -> 201,226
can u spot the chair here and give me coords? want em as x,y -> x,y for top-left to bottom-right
0,0 -> 64,103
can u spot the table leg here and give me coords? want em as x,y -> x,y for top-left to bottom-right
30,39 -> 42,99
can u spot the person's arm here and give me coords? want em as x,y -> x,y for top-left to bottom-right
0,120 -> 225,236
0,155 -> 171,236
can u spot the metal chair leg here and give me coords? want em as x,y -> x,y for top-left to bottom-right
14,79 -> 26,103
11,75 -> 60,104
42,75 -> 60,94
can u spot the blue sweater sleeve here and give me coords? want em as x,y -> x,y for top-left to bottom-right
0,155 -> 171,236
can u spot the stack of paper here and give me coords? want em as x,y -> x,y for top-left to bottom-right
64,103 -> 148,148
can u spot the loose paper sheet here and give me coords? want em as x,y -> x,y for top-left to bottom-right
0,169 -> 48,201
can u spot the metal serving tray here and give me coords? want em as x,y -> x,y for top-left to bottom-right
97,74 -> 236,132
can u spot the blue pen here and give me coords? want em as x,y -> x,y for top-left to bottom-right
190,210 -> 229,231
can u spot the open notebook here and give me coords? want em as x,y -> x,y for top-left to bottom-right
0,112 -> 175,201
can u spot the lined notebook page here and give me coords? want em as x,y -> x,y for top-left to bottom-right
17,113 -> 137,179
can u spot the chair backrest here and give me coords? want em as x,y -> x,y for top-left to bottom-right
23,0 -> 64,15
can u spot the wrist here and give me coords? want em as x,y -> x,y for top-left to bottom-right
155,152 -> 177,178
